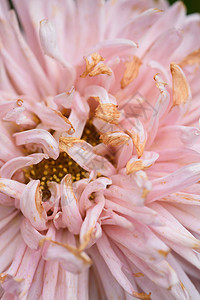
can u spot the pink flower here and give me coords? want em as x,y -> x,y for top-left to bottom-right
0,0 -> 200,299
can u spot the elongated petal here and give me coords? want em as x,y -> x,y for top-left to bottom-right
60,174 -> 83,234
80,194 -> 105,250
97,233 -> 151,299
59,137 -> 115,176
0,179 -> 25,200
147,163 -> 200,202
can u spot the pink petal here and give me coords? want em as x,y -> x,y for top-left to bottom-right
20,218 -> 45,250
59,137 -> 115,176
20,180 -> 47,230
1,153 -> 48,179
79,177 -> 112,215
80,193 -> 105,249
14,129 -> 59,159
0,178 -> 25,200
39,19 -> 76,88
42,230 -> 92,274
147,163 -> 200,202
60,174 -> 83,234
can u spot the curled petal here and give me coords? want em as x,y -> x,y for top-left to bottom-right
1,153 -> 48,179
79,177 -> 112,215
20,180 -> 47,230
33,102 -> 74,133
14,129 -> 59,159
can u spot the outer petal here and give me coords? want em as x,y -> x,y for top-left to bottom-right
147,163 -> 200,202
39,19 -> 76,88
97,233 -> 151,299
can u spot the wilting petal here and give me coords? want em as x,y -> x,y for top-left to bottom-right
170,63 -> 191,107
126,151 -> 159,174
122,118 -> 147,158
20,180 -> 47,230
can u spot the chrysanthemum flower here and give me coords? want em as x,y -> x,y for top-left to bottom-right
0,0 -> 200,299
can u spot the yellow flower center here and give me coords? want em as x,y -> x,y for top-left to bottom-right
24,120 -> 100,197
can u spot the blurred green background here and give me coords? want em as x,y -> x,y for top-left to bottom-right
169,0 -> 200,13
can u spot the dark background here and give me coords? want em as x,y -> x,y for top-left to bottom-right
169,0 -> 200,13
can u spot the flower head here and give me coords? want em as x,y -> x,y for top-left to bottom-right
0,0 -> 200,299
